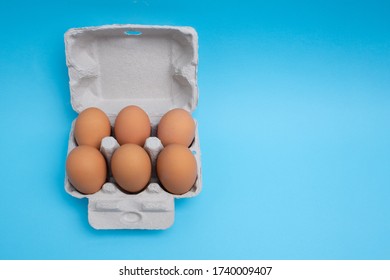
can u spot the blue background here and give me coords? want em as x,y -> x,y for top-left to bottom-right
0,0 -> 389,259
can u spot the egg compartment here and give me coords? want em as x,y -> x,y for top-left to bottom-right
64,24 -> 201,229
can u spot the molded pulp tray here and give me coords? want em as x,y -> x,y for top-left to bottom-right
64,24 -> 202,229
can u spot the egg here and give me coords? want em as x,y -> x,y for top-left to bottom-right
157,108 -> 195,147
66,146 -> 107,194
156,144 -> 197,195
111,144 -> 152,193
74,107 -> 111,149
114,105 -> 151,146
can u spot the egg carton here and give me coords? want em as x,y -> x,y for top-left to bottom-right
64,24 -> 201,229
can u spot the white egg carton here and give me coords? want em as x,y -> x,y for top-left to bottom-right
64,24 -> 201,229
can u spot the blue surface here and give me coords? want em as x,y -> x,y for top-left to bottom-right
1,0 -> 390,259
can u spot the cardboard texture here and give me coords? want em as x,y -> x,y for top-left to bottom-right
64,24 -> 201,229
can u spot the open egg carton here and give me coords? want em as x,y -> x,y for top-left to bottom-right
64,24 -> 201,229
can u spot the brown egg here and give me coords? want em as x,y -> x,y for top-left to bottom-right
111,144 -> 152,193
74,107 -> 111,149
114,105 -> 151,146
157,144 -> 197,195
157,108 -> 195,147
66,146 -> 107,194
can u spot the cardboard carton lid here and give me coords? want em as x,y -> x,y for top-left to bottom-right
65,24 -> 198,121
